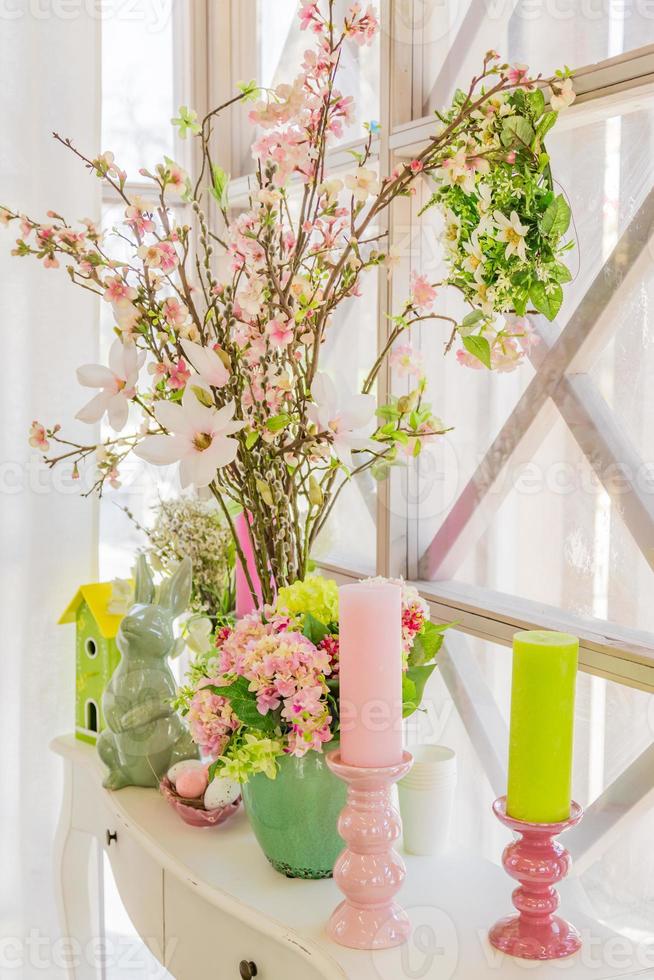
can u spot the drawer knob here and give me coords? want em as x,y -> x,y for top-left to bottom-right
106,829 -> 118,847
239,962 -> 257,979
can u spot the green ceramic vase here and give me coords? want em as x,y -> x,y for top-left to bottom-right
242,741 -> 347,879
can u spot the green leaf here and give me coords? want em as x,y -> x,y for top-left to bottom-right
408,620 -> 446,667
550,261 -> 572,283
501,115 -> 535,149
402,664 -> 437,718
302,613 -> 330,646
376,404 -> 401,421
537,111 -> 558,140
513,289 -> 529,317
539,194 -> 571,238
210,164 -> 230,208
459,309 -> 485,336
207,678 -> 279,734
266,412 -> 291,433
191,385 -> 213,407
245,430 -> 260,450
237,79 -> 259,102
530,280 -> 563,320
462,334 -> 492,369
527,89 -> 545,118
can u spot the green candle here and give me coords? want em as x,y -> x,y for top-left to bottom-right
506,630 -> 578,823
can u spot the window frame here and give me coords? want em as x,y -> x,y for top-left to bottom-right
188,4 -> 654,691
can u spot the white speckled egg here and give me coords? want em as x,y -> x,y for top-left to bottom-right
204,777 -> 240,810
167,759 -> 206,785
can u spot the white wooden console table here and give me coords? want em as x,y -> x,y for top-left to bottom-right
52,735 -> 652,980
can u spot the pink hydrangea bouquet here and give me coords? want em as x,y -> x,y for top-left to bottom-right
3,1 -> 575,605
174,576 -> 447,781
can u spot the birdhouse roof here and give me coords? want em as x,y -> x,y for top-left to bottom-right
58,583 -> 123,639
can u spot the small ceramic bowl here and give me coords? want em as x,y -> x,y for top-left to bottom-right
160,777 -> 240,828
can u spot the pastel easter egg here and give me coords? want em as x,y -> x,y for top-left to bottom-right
167,759 -> 206,785
204,777 -> 240,810
176,767 -> 209,799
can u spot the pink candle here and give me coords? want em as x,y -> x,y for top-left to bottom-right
235,511 -> 263,618
339,581 -> 404,767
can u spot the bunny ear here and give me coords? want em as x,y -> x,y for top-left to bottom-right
134,555 -> 155,605
159,556 -> 192,618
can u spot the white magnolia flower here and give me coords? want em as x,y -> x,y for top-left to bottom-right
135,386 -> 245,489
345,167 -> 379,204
184,615 -> 214,655
76,339 -> 145,432
494,210 -> 529,262
307,373 -> 376,469
180,339 -> 229,388
549,78 -> 575,111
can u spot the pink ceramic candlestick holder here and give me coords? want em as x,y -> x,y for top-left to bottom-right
489,796 -> 583,960
326,749 -> 413,950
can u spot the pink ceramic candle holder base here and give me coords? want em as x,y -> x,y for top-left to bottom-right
326,749 -> 413,950
489,796 -> 583,961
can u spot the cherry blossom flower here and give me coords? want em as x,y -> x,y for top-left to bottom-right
345,3 -> 379,45
549,78 -> 575,111
441,148 -> 476,194
103,276 -> 137,305
345,166 -> 379,203
167,358 -> 191,391
28,421 -> 49,451
506,63 -> 531,88
162,296 -> 190,328
299,0 -> 321,31
76,339 -> 145,432
135,387 -> 245,488
138,240 -> 178,272
410,272 -> 437,310
124,196 -> 155,236
308,373 -> 376,468
180,338 -> 230,388
159,160 -> 189,198
390,343 -> 425,378
265,318 -> 294,347
494,210 -> 529,261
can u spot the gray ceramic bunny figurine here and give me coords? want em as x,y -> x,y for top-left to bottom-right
97,555 -> 199,789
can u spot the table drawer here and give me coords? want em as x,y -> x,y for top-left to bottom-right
163,873 -> 341,980
103,819 -> 165,961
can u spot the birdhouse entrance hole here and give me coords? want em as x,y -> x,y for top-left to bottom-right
86,699 -> 99,733
85,637 -> 97,658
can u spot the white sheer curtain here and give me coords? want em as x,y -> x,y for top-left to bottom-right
0,8 -> 100,978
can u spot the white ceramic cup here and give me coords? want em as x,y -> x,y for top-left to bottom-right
399,745 -> 457,856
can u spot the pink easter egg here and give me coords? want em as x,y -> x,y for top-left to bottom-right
176,767 -> 209,799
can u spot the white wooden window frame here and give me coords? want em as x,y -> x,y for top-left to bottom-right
192,3 -> 654,694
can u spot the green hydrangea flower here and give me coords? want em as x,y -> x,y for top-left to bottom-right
275,576 -> 339,626
218,734 -> 283,782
